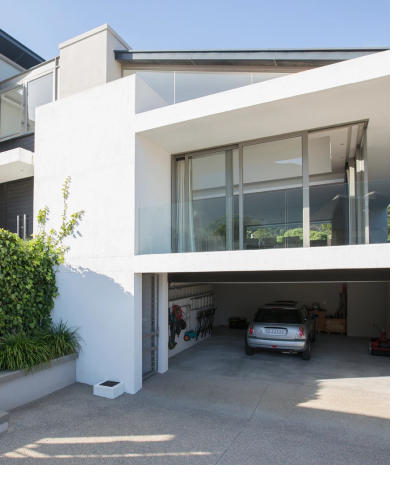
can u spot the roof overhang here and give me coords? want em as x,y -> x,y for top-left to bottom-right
0,29 -> 44,70
0,148 -> 34,183
134,51 -> 389,180
116,48 -> 388,68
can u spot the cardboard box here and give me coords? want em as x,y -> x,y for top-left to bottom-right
325,318 -> 346,334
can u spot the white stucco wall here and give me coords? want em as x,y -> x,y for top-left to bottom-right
34,75 -> 142,393
58,24 -> 130,99
133,243 -> 390,274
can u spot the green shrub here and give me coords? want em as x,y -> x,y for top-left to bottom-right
0,230 -> 58,335
0,177 -> 84,336
40,320 -> 82,358
0,333 -> 53,372
0,321 -> 82,372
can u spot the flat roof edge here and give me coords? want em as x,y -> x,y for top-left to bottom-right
117,48 -> 389,53
115,49 -> 389,66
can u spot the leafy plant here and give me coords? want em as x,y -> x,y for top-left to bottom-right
0,333 -> 53,372
0,177 -> 84,335
39,320 -> 82,358
0,321 -> 82,372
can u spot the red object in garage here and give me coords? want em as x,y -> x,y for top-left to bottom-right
369,325 -> 390,356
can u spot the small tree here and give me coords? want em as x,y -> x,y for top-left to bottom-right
0,177 -> 84,335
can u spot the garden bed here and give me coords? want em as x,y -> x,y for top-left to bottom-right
0,354 -> 77,411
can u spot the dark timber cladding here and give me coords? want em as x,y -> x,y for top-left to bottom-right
168,269 -> 390,284
0,177 -> 34,237
0,134 -> 35,153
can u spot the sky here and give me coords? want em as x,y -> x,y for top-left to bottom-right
1,0 -> 390,61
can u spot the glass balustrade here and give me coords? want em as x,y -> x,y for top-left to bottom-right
123,69 -> 291,114
138,179 -> 390,255
0,58 -> 57,140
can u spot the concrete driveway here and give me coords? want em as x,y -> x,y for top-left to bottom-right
0,327 -> 390,465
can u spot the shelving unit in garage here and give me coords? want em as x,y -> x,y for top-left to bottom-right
168,283 -> 216,357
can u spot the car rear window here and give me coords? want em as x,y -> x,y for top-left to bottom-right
255,308 -> 300,324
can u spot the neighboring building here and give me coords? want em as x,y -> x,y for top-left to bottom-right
0,25 -> 390,394
0,29 -> 45,236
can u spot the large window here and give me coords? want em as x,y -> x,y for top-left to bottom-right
0,86 -> 24,138
27,73 -> 53,132
243,137 -> 303,249
138,122 -> 389,255
173,149 -> 239,252
171,135 -> 304,252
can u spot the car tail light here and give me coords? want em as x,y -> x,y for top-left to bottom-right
249,324 -> 254,335
297,327 -> 305,338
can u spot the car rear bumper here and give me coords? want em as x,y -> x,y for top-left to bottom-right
247,336 -> 308,352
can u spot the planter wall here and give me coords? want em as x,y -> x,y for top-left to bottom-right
0,354 -> 77,411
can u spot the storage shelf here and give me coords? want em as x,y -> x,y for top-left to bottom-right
190,292 -> 214,300
169,283 -> 204,291
192,305 -> 216,312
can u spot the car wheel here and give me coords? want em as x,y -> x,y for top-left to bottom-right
301,338 -> 311,361
245,337 -> 254,356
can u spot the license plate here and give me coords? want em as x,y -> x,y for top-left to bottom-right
264,328 -> 287,335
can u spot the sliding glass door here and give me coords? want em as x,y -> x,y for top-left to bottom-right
242,136 -> 303,249
173,148 -> 239,252
170,122 -> 372,253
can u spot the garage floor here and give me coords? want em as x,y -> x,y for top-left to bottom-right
0,327 -> 389,465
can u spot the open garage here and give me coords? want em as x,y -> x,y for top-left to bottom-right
138,268 -> 391,464
163,269 -> 390,362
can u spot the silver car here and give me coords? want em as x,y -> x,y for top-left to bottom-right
245,301 -> 316,360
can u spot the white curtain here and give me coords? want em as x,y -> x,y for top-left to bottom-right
176,158 -> 196,252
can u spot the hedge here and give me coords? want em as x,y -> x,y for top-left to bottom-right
0,177 -> 84,335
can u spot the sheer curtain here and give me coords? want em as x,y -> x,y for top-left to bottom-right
176,158 -> 196,252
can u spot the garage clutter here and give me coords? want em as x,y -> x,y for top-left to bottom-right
228,317 -> 248,329
168,284 -> 217,352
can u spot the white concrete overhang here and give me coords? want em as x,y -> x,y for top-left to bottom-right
133,244 -> 390,275
0,148 -> 34,183
134,51 -> 389,179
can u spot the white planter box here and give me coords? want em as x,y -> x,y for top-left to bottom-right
0,354 -> 77,412
93,380 -> 125,399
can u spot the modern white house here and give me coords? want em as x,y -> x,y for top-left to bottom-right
0,24 -> 390,395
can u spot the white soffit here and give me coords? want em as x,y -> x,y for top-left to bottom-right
0,148 -> 34,183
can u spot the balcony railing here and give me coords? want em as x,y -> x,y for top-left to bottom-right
0,58 -> 58,141
138,179 -> 390,255
124,70 -> 292,114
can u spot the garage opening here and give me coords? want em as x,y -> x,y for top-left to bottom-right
167,270 -> 390,367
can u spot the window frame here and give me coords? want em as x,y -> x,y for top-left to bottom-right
0,84 -> 25,139
0,59 -> 58,142
171,120 -> 369,251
